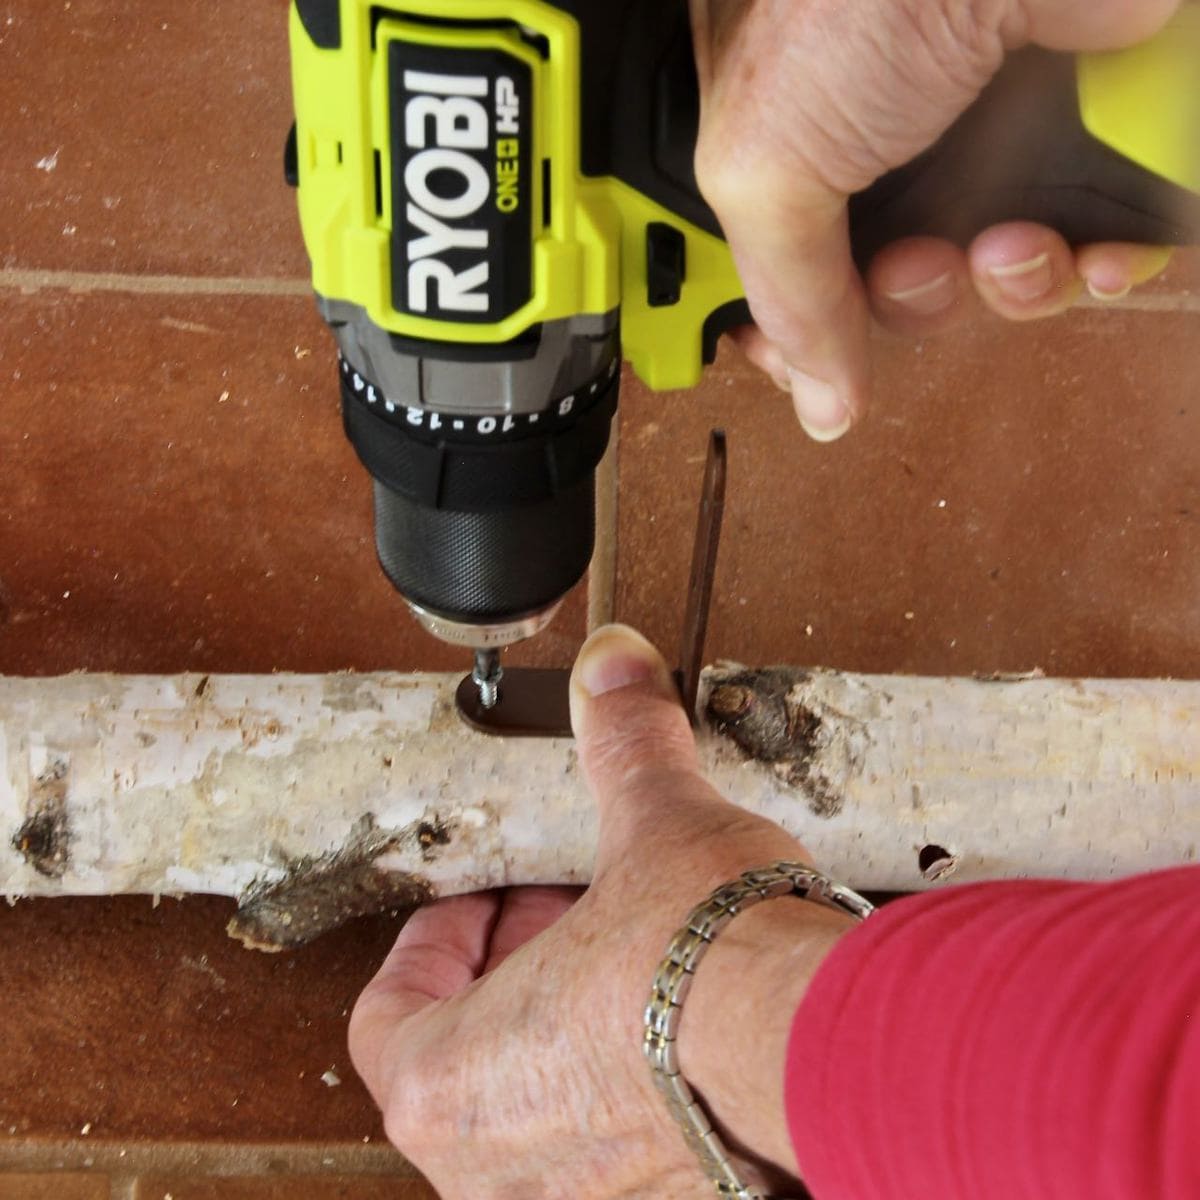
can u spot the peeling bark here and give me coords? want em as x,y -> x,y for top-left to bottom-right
1,667 -> 1198,948
227,814 -> 437,951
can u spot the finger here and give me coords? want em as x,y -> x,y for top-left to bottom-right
1075,243 -> 1175,302
349,891 -> 501,1102
370,891 -> 501,1004
866,238 -> 976,338
1010,0 -> 1181,50
702,172 -> 870,443
968,222 -> 1083,321
482,885 -> 583,974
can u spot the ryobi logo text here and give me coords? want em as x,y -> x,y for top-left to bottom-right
399,64 -> 529,321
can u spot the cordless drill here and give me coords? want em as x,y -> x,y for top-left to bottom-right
285,0 -> 1200,705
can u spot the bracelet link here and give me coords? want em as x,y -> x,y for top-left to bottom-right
644,861 -> 874,1200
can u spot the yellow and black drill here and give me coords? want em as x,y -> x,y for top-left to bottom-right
285,0 -> 1200,706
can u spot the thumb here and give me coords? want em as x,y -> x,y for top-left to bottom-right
569,624 -> 714,867
689,1 -> 880,443
569,624 -> 812,897
709,173 -> 870,443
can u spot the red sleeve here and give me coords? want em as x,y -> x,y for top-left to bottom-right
785,866 -> 1200,1199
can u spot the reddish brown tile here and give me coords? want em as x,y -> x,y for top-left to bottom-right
1,0 -> 305,279
0,1174 -> 109,1199
133,1177 -> 434,1200
0,290 -> 586,676
0,896 -> 398,1141
617,307 -> 1200,680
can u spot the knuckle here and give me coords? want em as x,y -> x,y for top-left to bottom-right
384,1094 -> 427,1156
694,130 -> 781,218
349,1001 -> 460,1155
381,1103 -> 414,1153
381,1064 -> 456,1156
346,995 -> 394,1097
692,135 -> 737,209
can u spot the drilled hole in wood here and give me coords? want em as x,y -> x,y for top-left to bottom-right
918,843 -> 958,882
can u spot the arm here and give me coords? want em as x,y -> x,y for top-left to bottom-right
786,869 -> 1200,1197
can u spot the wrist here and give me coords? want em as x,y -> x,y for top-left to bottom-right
676,895 -> 855,1175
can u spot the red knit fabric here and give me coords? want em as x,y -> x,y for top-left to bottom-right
785,867 -> 1200,1198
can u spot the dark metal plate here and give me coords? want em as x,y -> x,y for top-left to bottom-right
455,668 -> 573,738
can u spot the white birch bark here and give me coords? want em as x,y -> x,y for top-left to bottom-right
1,667 -> 1196,947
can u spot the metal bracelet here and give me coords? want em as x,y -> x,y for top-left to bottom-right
643,862 -> 874,1200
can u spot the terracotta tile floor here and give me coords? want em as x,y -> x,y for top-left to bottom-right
0,896 -> 395,1142
2,0 -> 302,279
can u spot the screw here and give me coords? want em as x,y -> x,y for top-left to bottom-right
472,648 -> 503,710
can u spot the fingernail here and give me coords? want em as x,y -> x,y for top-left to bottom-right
986,253 -> 1054,303
573,624 -> 670,698
883,270 -> 957,316
1086,247 -> 1175,301
788,368 -> 852,443
1086,278 -> 1132,302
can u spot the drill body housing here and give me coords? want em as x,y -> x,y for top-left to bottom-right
286,0 -> 1200,656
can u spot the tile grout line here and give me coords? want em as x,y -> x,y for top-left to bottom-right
2,267 -> 1197,313
0,1138 -> 416,1178
0,268 -> 311,297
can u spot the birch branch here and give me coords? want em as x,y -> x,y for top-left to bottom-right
2,666 -> 1197,949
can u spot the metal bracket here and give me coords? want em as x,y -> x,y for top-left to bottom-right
675,428 -> 727,720
456,430 -> 727,738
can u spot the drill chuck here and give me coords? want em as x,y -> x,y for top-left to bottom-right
339,347 -> 618,648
